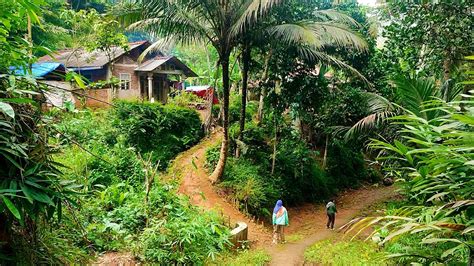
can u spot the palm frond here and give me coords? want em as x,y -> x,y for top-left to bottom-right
266,22 -> 325,48
344,93 -> 396,140
111,0 -> 144,27
392,75 -> 438,119
138,37 -> 177,62
313,9 -> 360,27
297,46 -> 371,86
268,21 -> 367,52
125,0 -> 217,48
232,0 -> 282,36
440,79 -> 464,102
310,22 -> 367,51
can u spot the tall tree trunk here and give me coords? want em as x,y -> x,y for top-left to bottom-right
257,89 -> 266,123
271,115 -> 278,175
443,57 -> 452,83
257,50 -> 272,123
322,135 -> 329,169
209,54 -> 230,183
236,44 -> 251,158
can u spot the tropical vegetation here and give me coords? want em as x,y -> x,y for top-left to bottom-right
0,0 -> 473,264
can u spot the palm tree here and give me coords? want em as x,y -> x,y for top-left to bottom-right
236,8 -> 369,153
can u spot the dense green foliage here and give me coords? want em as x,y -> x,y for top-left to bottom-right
49,104 -> 229,263
111,101 -> 203,169
0,1 -> 81,263
381,1 -> 473,80
1,90 -> 227,263
2,0 -> 473,264
345,98 -> 474,264
0,77 -> 81,264
200,0 -> 382,219
168,91 -> 204,107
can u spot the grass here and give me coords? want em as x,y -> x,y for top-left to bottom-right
286,233 -> 304,243
208,249 -> 271,266
304,237 -> 388,266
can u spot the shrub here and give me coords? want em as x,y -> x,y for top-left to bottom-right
383,233 -> 467,265
137,201 -> 230,264
229,121 -> 271,168
51,104 -> 228,262
212,104 -> 221,120
205,143 -> 221,172
326,139 -> 369,189
206,124 -> 334,215
228,92 -> 258,124
11,224 -> 91,265
275,136 -> 333,205
112,101 -> 203,169
54,109 -> 118,146
219,158 -> 279,217
168,91 -> 204,107
83,144 -> 145,187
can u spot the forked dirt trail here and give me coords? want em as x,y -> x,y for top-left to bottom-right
266,186 -> 397,266
171,129 -> 397,265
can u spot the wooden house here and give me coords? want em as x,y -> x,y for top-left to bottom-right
39,41 -> 197,107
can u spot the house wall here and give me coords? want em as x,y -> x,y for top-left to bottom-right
42,81 -> 75,107
81,68 -> 107,82
112,63 -> 141,100
73,88 -> 112,108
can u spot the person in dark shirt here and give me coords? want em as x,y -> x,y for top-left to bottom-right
326,199 -> 337,230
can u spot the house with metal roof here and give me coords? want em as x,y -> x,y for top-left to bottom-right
39,41 -> 197,106
9,62 -> 67,79
9,62 -> 77,108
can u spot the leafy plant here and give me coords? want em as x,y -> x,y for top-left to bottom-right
112,101 -> 203,169
137,203 -> 230,264
343,98 -> 474,264
219,158 -> 279,217
168,91 -> 204,108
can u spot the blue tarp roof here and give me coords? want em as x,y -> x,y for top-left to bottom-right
9,62 -> 65,78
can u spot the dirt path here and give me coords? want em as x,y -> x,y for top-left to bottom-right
167,129 -> 271,245
265,185 -> 397,266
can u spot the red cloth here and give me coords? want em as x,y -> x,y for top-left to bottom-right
187,87 -> 219,104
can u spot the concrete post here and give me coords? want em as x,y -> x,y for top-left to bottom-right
147,74 -> 153,102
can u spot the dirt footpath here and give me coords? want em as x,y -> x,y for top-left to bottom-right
265,186 -> 397,266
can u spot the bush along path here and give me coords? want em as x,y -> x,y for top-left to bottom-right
169,127 -> 397,265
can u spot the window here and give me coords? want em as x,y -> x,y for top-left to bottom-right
119,73 -> 131,90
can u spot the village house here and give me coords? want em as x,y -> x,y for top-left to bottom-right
39,40 -> 197,107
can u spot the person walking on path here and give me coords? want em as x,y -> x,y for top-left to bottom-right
326,199 -> 337,230
272,199 -> 289,244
